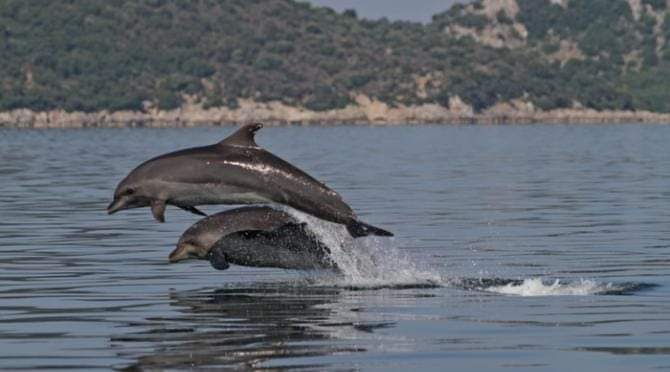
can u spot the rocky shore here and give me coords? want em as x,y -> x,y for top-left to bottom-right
2,96 -> 670,128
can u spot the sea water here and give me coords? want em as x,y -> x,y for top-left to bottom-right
0,124 -> 669,371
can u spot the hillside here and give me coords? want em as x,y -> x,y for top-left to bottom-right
434,0 -> 670,112
2,0 -> 670,124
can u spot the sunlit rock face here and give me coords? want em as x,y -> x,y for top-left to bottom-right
442,0 -> 528,49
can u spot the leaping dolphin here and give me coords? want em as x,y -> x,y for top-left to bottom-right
169,206 -> 336,271
107,123 -> 392,237
169,206 -> 298,262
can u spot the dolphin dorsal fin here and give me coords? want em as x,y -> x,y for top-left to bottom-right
219,123 -> 263,148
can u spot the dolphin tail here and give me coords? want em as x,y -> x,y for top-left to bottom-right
346,220 -> 394,238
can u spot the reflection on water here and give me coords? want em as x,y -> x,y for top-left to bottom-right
115,285 -> 370,370
1,125 -> 670,371
118,278 -> 661,369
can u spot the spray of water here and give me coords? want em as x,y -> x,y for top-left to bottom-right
485,278 -> 604,296
283,208 -> 441,288
280,207 -> 655,296
481,278 -> 657,296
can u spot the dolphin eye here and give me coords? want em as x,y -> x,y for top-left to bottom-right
124,188 -> 135,196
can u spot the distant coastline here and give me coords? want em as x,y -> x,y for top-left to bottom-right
3,97 -> 670,128
6,0 -> 670,127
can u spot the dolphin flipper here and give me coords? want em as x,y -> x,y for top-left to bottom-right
208,249 -> 230,270
346,220 -> 394,238
151,200 -> 166,223
178,205 -> 208,217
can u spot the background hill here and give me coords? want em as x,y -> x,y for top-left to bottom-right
2,0 -> 670,118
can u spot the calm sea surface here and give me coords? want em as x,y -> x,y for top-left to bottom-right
1,124 -> 669,371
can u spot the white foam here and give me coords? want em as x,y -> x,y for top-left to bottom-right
485,278 -> 611,297
273,208 -> 647,296
283,208 -> 441,288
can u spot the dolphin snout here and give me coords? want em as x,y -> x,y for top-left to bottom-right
168,246 -> 186,262
107,198 -> 125,215
169,242 -> 208,263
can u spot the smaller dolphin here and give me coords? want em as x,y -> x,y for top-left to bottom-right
170,206 -> 336,271
169,206 -> 294,262
207,223 -> 337,271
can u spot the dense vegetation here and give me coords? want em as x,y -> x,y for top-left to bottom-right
439,0 -> 670,112
1,0 -> 670,113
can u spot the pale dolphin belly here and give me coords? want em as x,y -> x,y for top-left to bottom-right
159,181 -> 273,206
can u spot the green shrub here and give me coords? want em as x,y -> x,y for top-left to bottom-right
0,0 -> 668,114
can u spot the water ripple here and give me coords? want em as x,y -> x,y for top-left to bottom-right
1,125 -> 669,371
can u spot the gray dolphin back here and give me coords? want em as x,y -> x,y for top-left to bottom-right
180,206 -> 295,244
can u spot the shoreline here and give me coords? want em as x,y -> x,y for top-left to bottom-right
2,99 -> 670,128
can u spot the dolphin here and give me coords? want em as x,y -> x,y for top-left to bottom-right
169,206 -> 336,271
107,123 -> 392,237
169,206 -> 297,262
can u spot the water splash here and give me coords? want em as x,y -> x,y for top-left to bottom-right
484,278 -> 605,296
450,278 -> 659,297
280,207 -> 657,296
283,208 -> 441,288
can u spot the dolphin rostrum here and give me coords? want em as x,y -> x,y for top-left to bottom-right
107,123 -> 392,237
